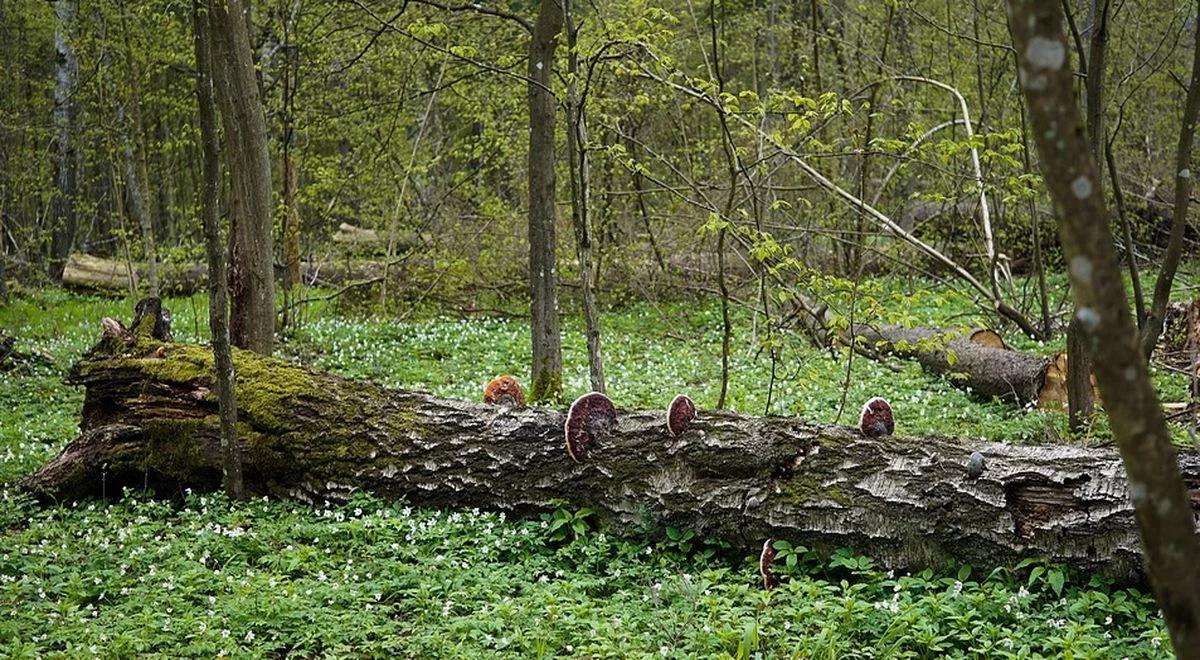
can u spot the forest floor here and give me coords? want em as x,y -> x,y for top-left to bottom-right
0,280 -> 1186,657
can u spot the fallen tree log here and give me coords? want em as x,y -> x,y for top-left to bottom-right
59,253 -> 417,295
22,299 -> 1200,582
792,296 -> 1076,407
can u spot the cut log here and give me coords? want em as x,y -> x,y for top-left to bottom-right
62,253 -> 138,292
792,295 -> 1083,408
58,252 -> 415,295
331,222 -> 380,245
852,324 -> 1051,405
21,299 -> 1200,582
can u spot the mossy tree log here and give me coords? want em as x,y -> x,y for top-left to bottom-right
794,296 -> 1056,406
24,301 -> 1200,582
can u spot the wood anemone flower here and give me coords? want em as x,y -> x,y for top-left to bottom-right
666,394 -> 697,437
760,539 -> 780,590
859,397 -> 894,438
564,392 -> 616,462
483,375 -> 526,408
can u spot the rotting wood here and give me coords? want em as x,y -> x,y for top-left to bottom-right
22,299 -> 1200,583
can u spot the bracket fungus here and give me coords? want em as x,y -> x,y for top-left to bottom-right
483,375 -> 526,408
666,394 -> 697,437
564,392 -> 617,462
760,539 -> 780,590
859,397 -> 894,438
966,451 -> 987,479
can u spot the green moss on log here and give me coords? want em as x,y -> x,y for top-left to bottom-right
81,341 -> 319,432
139,417 -> 212,480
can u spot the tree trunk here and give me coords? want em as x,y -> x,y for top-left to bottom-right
1066,316 -> 1094,431
0,204 -> 8,303
48,0 -> 79,281
279,4 -> 302,330
564,0 -> 605,394
209,0 -> 277,355
119,104 -> 159,297
193,0 -> 244,500
23,300 -> 1200,585
1139,0 -> 1200,360
1009,0 -> 1200,653
526,0 -> 565,402
1064,0 -> 1111,433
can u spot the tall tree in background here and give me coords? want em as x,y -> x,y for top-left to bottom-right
192,0 -> 244,500
564,0 -> 605,394
1061,0 -> 1114,434
0,0 -> 7,303
1009,0 -> 1200,654
48,0 -> 79,280
209,0 -> 277,355
279,1 -> 303,330
527,0 -> 564,402
1139,5 -> 1200,360
117,0 -> 159,296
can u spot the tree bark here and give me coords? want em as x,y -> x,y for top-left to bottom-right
22,301 -> 1200,585
1009,1 -> 1200,654
48,0 -> 80,281
209,0 -> 277,355
1139,0 -> 1200,361
564,0 -> 605,394
193,0 -> 244,500
279,4 -> 302,330
527,0 -> 564,402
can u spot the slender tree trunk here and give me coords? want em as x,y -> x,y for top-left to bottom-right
48,0 -> 79,281
1009,2 -> 1200,654
1062,0 -> 1112,433
1140,3 -> 1200,360
564,0 -> 605,394
119,104 -> 158,297
527,0 -> 564,402
0,203 -> 8,302
117,0 -> 158,296
209,0 -> 277,355
278,2 -> 302,330
192,0 -> 244,500
626,135 -> 666,273
1106,142 -> 1146,324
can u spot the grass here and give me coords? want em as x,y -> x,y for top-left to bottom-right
0,280 -> 1183,657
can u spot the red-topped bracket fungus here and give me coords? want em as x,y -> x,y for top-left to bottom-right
760,539 -> 780,590
564,392 -> 617,462
859,397 -> 894,438
483,375 -> 526,408
666,394 -> 697,437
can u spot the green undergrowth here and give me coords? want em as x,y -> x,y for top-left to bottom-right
0,492 -> 1170,657
0,280 -> 1187,656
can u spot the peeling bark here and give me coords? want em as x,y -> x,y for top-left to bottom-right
22,301 -> 1200,583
